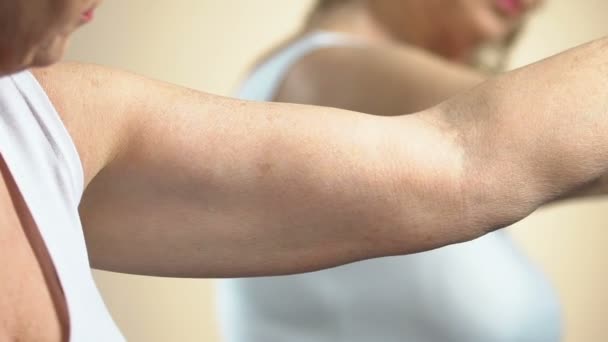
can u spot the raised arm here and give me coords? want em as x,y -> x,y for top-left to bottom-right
33,38 -> 608,278
35,63 -> 467,278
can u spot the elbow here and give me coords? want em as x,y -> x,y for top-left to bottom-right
457,157 -> 546,241
418,104 -> 548,244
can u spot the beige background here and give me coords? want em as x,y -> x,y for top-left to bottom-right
65,1 -> 608,341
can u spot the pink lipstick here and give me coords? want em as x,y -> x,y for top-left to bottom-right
81,7 -> 95,24
496,0 -> 523,17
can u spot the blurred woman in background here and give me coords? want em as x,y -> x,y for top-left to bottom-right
218,1 -> 563,341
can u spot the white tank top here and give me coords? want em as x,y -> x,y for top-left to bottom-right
218,32 -> 562,342
0,71 -> 125,341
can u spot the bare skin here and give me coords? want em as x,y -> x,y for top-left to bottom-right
2,2 -> 608,341
274,42 -> 485,115
4,37 -> 608,340
273,0 -> 528,114
0,156 -> 69,342
276,0 -> 608,201
31,37 -> 608,281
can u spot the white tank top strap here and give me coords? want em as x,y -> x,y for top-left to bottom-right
237,30 -> 363,101
0,71 -> 125,341
9,71 -> 84,202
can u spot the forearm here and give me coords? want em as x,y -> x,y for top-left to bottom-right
436,37 -> 608,228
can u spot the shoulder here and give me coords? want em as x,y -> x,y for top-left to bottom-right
274,42 -> 385,105
275,39 -> 484,115
32,63 -> 141,185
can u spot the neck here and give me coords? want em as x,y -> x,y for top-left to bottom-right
306,2 -> 396,45
306,1 -> 470,62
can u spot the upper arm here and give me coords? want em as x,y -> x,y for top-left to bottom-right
28,38 -> 608,279
274,43 -> 485,115
33,62 -> 471,278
